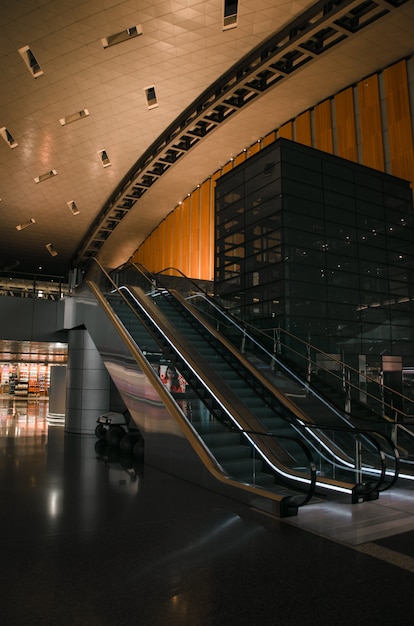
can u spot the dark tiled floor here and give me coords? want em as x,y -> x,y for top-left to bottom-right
1,398 -> 414,625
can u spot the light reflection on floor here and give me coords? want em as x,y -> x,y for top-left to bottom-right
0,396 -> 49,437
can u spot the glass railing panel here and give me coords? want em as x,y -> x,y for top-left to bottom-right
89,260 -> 398,496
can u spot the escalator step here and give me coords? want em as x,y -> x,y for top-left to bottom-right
237,472 -> 276,486
210,445 -> 251,460
221,458 -> 263,475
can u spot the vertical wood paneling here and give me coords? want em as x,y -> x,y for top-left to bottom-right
234,151 -> 247,166
156,220 -> 166,273
278,121 -> 293,139
172,205 -> 182,273
248,141 -> 261,157
164,212 -> 174,274
129,57 -> 414,284
383,59 -> 414,186
200,179 -> 213,280
181,197 -> 191,276
263,131 -> 276,147
140,238 -> 148,267
189,187 -> 200,278
314,100 -> 333,153
295,111 -> 312,146
357,74 -> 385,170
221,161 -> 233,175
334,87 -> 358,162
147,228 -> 156,272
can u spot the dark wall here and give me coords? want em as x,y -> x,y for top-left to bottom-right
0,296 -> 67,342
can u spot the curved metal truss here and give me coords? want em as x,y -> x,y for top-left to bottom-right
74,0 -> 408,269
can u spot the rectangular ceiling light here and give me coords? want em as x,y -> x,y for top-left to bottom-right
34,169 -> 57,183
18,45 -> 43,78
0,127 -> 18,148
16,218 -> 36,231
45,243 -> 58,257
67,200 -> 80,215
223,0 -> 238,30
144,85 -> 158,109
59,109 -> 90,126
102,25 -> 143,48
98,149 -> 111,167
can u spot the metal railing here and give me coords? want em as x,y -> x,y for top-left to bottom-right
0,270 -> 69,300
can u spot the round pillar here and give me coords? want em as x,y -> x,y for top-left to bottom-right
65,328 -> 110,434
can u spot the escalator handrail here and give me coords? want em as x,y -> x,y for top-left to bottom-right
160,287 -> 397,494
298,422 -> 399,493
119,261 -> 414,425
188,289 -> 412,424
100,260 -> 395,496
87,260 -> 311,510
114,280 -> 323,494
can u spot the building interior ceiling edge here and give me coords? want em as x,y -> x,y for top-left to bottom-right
0,0 -> 413,278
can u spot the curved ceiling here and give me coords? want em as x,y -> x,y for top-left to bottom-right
0,0 -> 413,277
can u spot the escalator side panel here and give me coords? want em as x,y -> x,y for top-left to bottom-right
81,282 -> 298,518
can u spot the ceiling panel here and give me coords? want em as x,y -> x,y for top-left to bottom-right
0,0 -> 412,277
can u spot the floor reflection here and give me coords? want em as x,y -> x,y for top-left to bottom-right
0,396 -> 49,437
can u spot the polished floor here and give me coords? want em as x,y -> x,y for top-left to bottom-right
1,397 -> 414,626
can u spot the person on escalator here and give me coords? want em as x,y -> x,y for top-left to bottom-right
169,369 -> 182,393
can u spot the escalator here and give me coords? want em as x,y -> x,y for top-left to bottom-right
125,263 -> 400,487
85,260 -> 396,513
162,276 -> 412,480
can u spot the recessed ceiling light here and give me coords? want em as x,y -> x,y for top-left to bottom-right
223,0 -> 238,30
16,218 -> 36,231
45,243 -> 58,257
59,109 -> 90,126
98,149 -> 111,167
18,45 -> 43,78
34,169 -> 57,183
101,25 -> 143,48
67,200 -> 80,215
144,85 -> 158,109
0,127 -> 18,148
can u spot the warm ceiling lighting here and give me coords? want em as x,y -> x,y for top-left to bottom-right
0,126 -> 18,148
59,109 -> 89,126
16,218 -> 36,231
67,200 -> 80,215
45,243 -> 58,257
18,45 -> 43,78
98,149 -> 111,167
101,25 -> 143,48
34,169 -> 57,183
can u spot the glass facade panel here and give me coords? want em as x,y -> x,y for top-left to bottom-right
215,137 -> 414,367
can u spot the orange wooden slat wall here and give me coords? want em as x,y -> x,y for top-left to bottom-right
278,121 -> 293,140
383,59 -> 414,187
172,204 -> 182,274
334,87 -> 358,163
180,197 -> 191,276
221,161 -> 233,175
295,111 -> 312,146
248,141 -> 261,157
234,152 -> 247,166
263,131 -> 276,147
189,187 -> 200,278
155,219 -> 166,273
200,178 -> 213,280
357,74 -> 385,171
163,212 -> 174,274
314,100 -> 333,154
